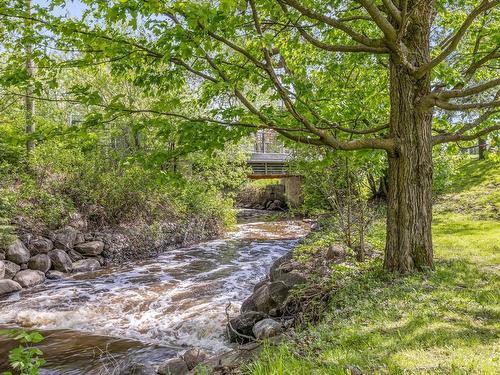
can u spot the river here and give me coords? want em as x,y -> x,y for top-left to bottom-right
0,212 -> 309,374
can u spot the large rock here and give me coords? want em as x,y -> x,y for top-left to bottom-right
0,251 -> 5,260
241,281 -> 290,314
74,241 -> 104,256
67,249 -> 84,262
48,249 -> 73,273
28,254 -> 51,273
182,348 -> 208,370
273,270 -> 307,288
227,311 -> 267,343
72,258 -> 101,273
253,318 -> 282,340
0,279 -> 22,296
157,358 -> 188,375
13,270 -> 45,288
6,239 -> 30,265
0,260 -> 4,279
3,260 -> 20,279
52,226 -> 79,250
29,237 -> 54,254
46,270 -> 67,280
326,244 -> 346,261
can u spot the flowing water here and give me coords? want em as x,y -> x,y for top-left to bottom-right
0,212 -> 309,374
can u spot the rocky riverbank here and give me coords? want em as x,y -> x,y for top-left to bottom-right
0,213 -> 222,297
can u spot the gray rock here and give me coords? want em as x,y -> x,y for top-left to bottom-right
72,258 -> 101,273
0,279 -> 22,295
227,311 -> 267,343
74,232 -> 85,245
52,226 -> 79,250
252,318 -> 282,340
0,252 -> 5,260
3,260 -> 20,279
6,239 -> 30,264
28,254 -> 51,273
48,249 -> 73,273
157,358 -> 188,375
273,270 -> 307,287
326,244 -> 346,261
241,281 -> 290,314
29,237 -> 53,254
74,241 -> 104,256
0,260 -> 4,279
182,348 -> 208,370
95,255 -> 105,266
67,249 -> 84,262
46,270 -> 67,280
13,269 -> 45,288
20,263 -> 28,270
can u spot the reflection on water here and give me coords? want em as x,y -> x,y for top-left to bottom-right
0,215 -> 309,374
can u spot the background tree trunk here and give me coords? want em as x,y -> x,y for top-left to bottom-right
384,1 -> 435,273
25,0 -> 35,153
478,137 -> 486,160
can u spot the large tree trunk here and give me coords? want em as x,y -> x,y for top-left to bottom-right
384,2 -> 435,273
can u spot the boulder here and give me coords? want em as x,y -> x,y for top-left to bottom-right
52,226 -> 79,250
273,270 -> 307,288
227,311 -> 267,343
252,318 -> 282,340
20,263 -> 28,270
157,358 -> 188,375
241,281 -> 290,314
72,258 -> 101,273
46,270 -> 67,280
67,249 -> 84,262
326,244 -> 346,261
13,270 -> 45,288
74,241 -> 104,256
48,249 -> 73,273
182,348 -> 208,371
74,232 -> 85,245
3,260 -> 20,279
6,239 -> 30,265
28,254 -> 51,273
95,255 -> 105,266
0,279 -> 22,296
269,254 -> 293,279
29,237 -> 53,254
0,260 -> 4,279
0,252 -> 5,261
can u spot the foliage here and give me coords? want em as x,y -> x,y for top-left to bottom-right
0,330 -> 45,375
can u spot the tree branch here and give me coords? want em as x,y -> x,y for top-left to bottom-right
381,0 -> 402,25
414,0 -> 500,78
356,0 -> 398,40
436,78 -> 500,99
279,0 -> 385,48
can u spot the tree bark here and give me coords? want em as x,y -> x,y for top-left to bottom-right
384,1 -> 435,273
25,0 -> 35,153
478,136 -> 486,160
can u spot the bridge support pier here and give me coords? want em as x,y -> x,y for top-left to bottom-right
281,176 -> 303,208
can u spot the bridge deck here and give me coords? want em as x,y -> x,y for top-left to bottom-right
248,152 -> 293,178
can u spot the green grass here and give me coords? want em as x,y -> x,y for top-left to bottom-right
434,159 -> 500,220
248,160 -> 500,375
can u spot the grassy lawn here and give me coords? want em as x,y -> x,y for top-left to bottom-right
248,159 -> 500,375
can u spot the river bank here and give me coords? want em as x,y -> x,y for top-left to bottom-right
0,212 -> 310,374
